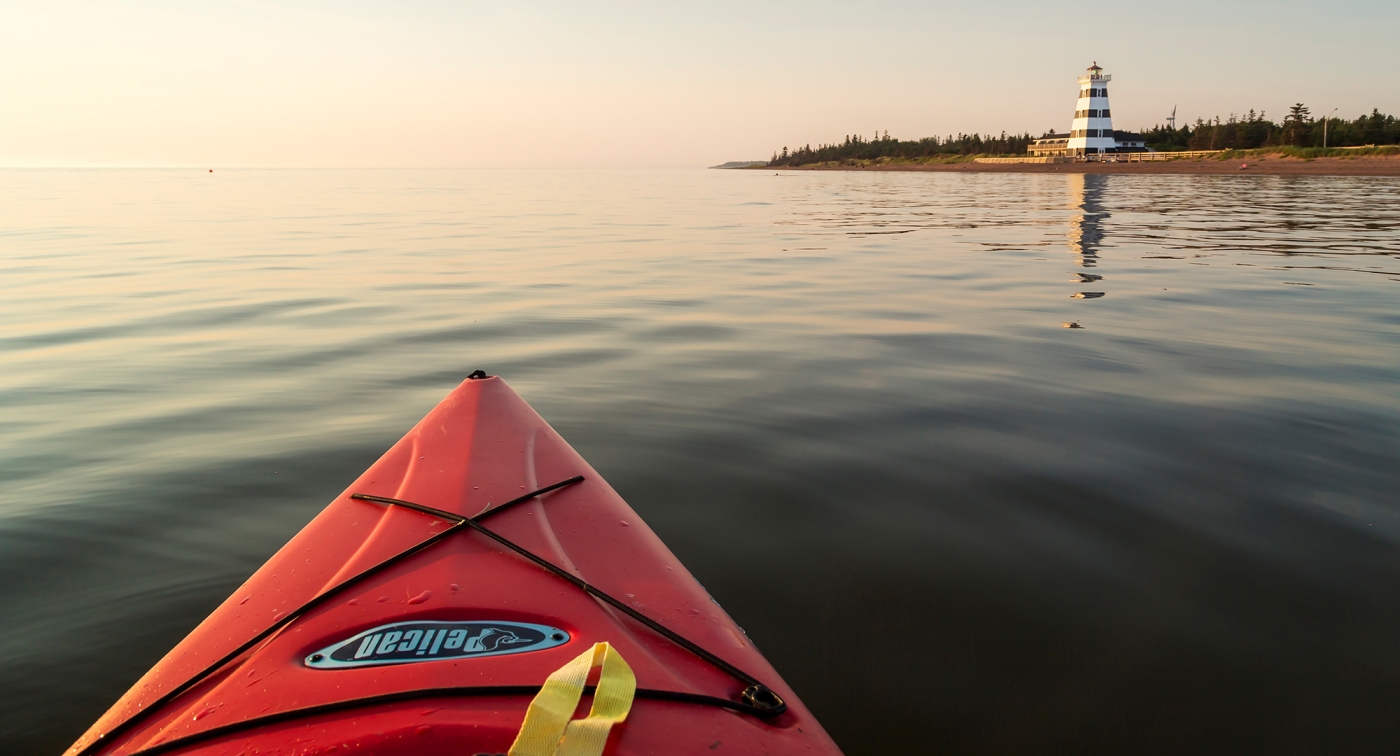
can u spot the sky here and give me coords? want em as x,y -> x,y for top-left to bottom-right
3,0 -> 1397,168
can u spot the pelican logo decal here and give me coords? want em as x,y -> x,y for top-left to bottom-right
305,621 -> 569,669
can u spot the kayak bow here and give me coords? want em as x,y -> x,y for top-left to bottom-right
68,374 -> 842,756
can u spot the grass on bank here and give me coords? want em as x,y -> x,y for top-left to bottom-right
1211,145 -> 1400,160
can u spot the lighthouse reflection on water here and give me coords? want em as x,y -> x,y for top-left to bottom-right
1065,174 -> 1108,314
1067,173 -> 1107,267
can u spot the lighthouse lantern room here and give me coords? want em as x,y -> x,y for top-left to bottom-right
1066,62 -> 1115,155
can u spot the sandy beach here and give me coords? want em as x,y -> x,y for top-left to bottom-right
765,153 -> 1400,176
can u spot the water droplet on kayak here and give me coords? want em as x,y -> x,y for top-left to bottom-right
272,611 -> 286,621
377,596 -> 390,603
420,708 -> 441,716
620,520 -> 630,527
449,584 -> 460,592
348,599 -> 359,606
415,725 -> 432,736
626,593 -> 635,598
408,590 -> 432,605
239,596 -> 249,605
192,706 -> 217,721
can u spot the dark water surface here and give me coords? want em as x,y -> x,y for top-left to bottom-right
3,169 -> 1399,755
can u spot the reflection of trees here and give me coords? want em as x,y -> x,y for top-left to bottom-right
1067,174 -> 1108,267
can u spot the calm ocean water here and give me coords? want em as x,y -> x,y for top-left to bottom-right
2,168 -> 1398,755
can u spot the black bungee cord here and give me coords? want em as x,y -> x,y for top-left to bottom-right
124,686 -> 776,756
73,477 -> 582,756
349,490 -> 785,715
80,473 -> 785,756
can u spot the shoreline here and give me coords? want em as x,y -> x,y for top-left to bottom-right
752,153 -> 1400,176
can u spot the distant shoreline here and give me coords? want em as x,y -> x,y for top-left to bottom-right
746,152 -> 1400,176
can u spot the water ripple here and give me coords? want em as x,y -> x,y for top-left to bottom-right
1,169 -> 1398,755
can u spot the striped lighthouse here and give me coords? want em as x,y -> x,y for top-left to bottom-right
1066,62 -> 1115,156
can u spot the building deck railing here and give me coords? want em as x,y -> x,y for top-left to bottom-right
975,156 -> 1075,164
1019,150 -> 1227,161
1088,150 -> 1223,161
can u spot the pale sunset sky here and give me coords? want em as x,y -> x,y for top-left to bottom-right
4,0 -> 1396,168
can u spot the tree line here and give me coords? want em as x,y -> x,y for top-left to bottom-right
768,130 -> 1034,167
767,106 -> 1399,165
1141,105 -> 1399,151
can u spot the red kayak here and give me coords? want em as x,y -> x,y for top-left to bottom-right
68,373 -> 843,756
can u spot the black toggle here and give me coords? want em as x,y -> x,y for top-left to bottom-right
467,370 -> 489,379
741,684 -> 788,716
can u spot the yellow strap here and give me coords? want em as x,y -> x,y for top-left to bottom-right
508,642 -> 636,756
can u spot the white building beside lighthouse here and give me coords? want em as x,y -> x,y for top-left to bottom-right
1029,62 -> 1146,158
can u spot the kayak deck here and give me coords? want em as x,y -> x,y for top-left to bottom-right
68,375 -> 842,756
